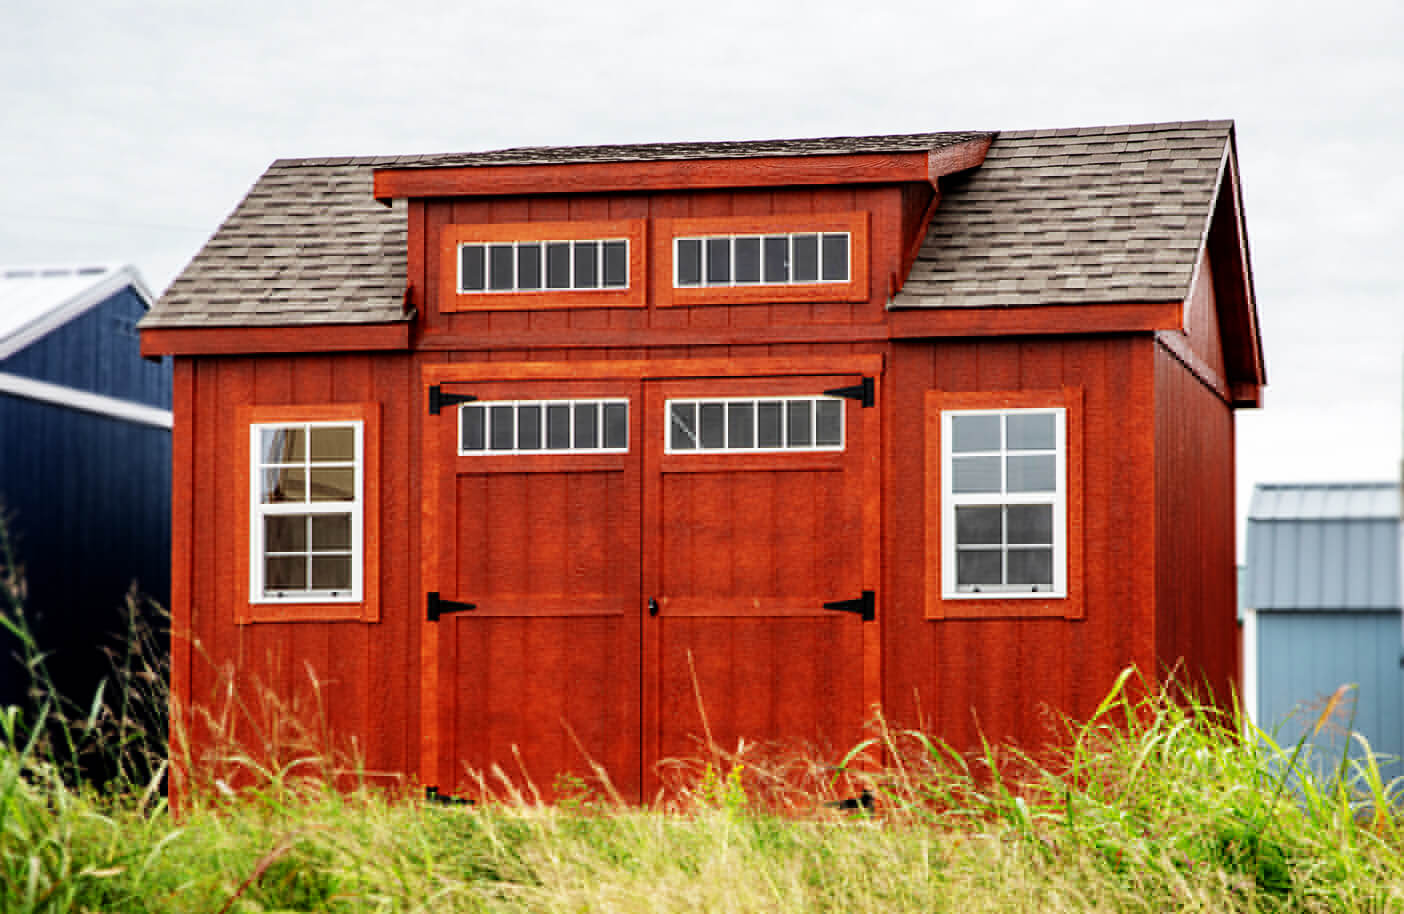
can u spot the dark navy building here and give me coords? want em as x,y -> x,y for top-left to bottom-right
0,264 -> 172,713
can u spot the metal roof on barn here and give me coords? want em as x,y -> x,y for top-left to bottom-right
1243,482 -> 1402,612
0,264 -> 154,360
142,121 -> 1242,330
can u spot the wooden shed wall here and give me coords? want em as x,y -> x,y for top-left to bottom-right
883,334 -> 1160,751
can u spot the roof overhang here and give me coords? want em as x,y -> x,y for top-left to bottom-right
140,321 -> 411,358
1201,133 -> 1266,408
371,137 -> 992,202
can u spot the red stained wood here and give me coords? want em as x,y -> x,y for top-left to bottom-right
141,323 -> 410,357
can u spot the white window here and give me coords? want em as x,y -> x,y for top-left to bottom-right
666,397 -> 844,452
942,408 -> 1065,597
673,232 -> 850,288
459,400 -> 628,454
251,421 -> 363,602
459,239 -> 629,293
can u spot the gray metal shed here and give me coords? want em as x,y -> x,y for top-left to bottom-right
1243,482 -> 1402,776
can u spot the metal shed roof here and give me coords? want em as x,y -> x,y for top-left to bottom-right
0,264 -> 154,360
1244,482 -> 1401,612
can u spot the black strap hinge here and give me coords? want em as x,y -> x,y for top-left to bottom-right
823,590 -> 875,621
823,377 -> 874,408
427,591 -> 477,621
428,385 -> 477,415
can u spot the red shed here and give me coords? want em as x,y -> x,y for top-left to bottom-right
140,121 -> 1263,801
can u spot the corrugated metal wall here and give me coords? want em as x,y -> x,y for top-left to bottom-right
1244,483 -> 1402,777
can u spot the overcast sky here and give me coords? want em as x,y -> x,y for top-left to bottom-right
2,0 -> 1401,537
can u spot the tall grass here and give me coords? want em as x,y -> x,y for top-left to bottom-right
2,519 -> 1402,911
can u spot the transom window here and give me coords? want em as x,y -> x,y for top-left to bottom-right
673,233 -> 850,288
459,239 -> 629,293
252,421 -> 363,602
942,409 -> 1065,596
667,397 -> 844,452
459,400 -> 629,454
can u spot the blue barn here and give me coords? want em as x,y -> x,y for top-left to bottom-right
0,264 -> 172,715
1242,481 -> 1403,778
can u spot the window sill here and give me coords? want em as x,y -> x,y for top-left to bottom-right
239,600 -> 377,624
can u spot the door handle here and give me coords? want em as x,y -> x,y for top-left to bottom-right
648,597 -> 659,617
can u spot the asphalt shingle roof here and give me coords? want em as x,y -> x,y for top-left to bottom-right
141,122 -> 1234,329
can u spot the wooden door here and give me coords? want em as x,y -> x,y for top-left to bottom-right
424,378 -> 643,800
642,375 -> 877,791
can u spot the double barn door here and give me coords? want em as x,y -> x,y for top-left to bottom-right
421,363 -> 879,800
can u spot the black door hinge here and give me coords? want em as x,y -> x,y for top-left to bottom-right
428,385 -> 477,415
427,591 -> 477,621
823,377 -> 875,408
823,590 -> 875,621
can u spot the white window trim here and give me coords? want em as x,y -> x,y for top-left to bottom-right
457,238 -> 630,294
249,420 -> 364,604
672,232 -> 851,289
664,395 -> 846,454
941,407 -> 1066,599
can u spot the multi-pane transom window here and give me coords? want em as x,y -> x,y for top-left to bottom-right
667,397 -> 844,452
459,239 -> 629,293
673,233 -> 850,288
252,422 -> 362,602
459,400 -> 629,454
942,409 -> 1065,596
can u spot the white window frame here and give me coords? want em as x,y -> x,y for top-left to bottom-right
457,238 -> 630,294
457,399 -> 630,455
672,232 -> 851,288
664,396 -> 846,453
941,407 -> 1066,599
250,420 -> 364,604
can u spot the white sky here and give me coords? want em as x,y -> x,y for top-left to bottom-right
2,0 -> 1402,543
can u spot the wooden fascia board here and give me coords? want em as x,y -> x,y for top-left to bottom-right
374,140 -> 992,201
887,301 -> 1184,339
1201,138 -> 1267,391
140,321 -> 411,357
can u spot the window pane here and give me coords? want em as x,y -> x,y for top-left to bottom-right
786,399 -> 812,447
604,402 -> 628,449
957,551 -> 1002,589
734,237 -> 761,283
517,244 -> 542,290
1008,455 -> 1056,493
1008,412 -> 1056,450
546,242 -> 571,289
727,402 -> 754,449
489,244 -> 514,290
461,405 -> 486,451
757,401 -> 783,448
311,513 -> 352,551
603,241 -> 628,288
1007,504 -> 1053,545
816,400 -> 843,446
460,245 -> 486,291
547,404 -> 571,449
262,466 -> 306,503
956,506 -> 1002,545
573,241 -> 599,288
489,405 -> 515,450
793,234 -> 819,282
309,467 -> 354,502
951,456 -> 1000,494
261,427 -> 305,463
265,515 -> 307,552
676,239 -> 702,286
310,426 -> 354,462
311,555 -> 352,591
573,402 -> 599,449
706,238 -> 730,284
951,414 -> 1000,453
821,233 -> 849,281
1008,549 -> 1053,589
763,236 -> 789,283
670,403 -> 698,450
699,403 -> 725,449
517,405 -> 542,450
265,556 -> 306,591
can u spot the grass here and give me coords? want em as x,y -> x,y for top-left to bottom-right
2,521 -> 1403,910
